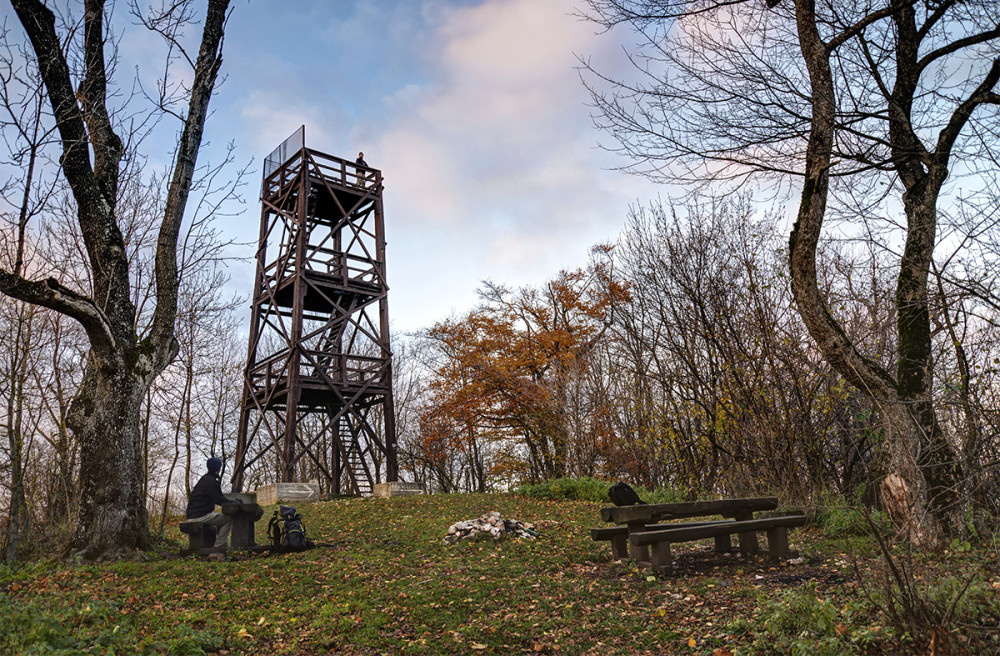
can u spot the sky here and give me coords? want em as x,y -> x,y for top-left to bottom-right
186,0 -> 662,334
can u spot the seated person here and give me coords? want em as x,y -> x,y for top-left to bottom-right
186,457 -> 236,548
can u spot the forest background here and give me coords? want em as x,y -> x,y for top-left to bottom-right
1,0 -> 999,563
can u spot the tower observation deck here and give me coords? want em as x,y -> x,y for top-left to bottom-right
231,126 -> 397,496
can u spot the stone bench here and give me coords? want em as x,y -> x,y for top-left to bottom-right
222,501 -> 264,550
630,514 -> 807,572
180,501 -> 264,556
179,517 -> 225,556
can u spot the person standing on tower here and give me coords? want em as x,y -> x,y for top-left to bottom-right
355,152 -> 369,186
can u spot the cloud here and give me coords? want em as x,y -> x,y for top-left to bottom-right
380,0 -> 597,165
379,0 -> 634,219
374,0 -> 657,331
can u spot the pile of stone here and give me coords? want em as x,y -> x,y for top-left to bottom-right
444,511 -> 539,544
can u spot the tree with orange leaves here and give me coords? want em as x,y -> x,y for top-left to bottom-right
418,248 -> 629,487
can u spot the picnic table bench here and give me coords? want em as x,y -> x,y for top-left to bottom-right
592,496 -> 805,572
180,494 -> 263,556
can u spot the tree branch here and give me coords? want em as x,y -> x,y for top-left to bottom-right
9,0 -> 100,210
0,268 -> 116,355
917,25 -> 1000,74
826,1 -> 914,53
934,58 -> 1000,165
10,0 -> 134,340
81,0 -> 124,205
146,0 -> 231,369
788,0 -> 898,400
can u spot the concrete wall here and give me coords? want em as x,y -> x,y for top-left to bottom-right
372,482 -> 424,498
255,482 -> 320,506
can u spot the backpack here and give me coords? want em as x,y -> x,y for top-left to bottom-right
267,505 -> 312,552
609,482 -> 647,507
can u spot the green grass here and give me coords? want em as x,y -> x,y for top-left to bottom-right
515,477 -> 689,505
1,493 -> 998,655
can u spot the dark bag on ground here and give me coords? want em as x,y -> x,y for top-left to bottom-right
267,505 -> 314,552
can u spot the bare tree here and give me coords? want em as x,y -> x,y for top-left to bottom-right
33,309 -> 83,527
609,196 -> 869,500
0,0 -> 232,559
583,0 -> 1000,545
388,334 -> 430,486
154,261 -> 241,534
0,294 -> 40,560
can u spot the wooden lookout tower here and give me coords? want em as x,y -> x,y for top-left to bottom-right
231,126 -> 397,496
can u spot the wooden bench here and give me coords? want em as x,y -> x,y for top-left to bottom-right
594,497 -> 807,572
179,517 -> 225,556
630,514 -> 807,572
591,520 -> 733,560
599,497 -> 780,563
599,497 -> 779,525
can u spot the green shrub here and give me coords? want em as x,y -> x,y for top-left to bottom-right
515,477 -> 689,504
814,493 -> 889,537
0,559 -> 60,584
0,592 -> 222,656
867,557 -> 999,651
923,576 -> 998,622
640,484 -> 688,504
515,477 -> 611,502
749,585 -> 863,656
0,594 -> 114,655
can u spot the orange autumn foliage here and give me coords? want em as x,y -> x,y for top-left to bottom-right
418,255 -> 629,486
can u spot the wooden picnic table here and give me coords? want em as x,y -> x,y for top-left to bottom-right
594,496 -> 804,572
600,496 -> 778,524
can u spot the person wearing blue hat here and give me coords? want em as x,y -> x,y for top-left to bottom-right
185,457 -> 236,549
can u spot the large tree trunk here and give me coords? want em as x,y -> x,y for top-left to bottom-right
884,3 -> 966,543
68,360 -> 152,558
878,402 -> 943,546
872,191 -> 963,543
788,0 -> 963,546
